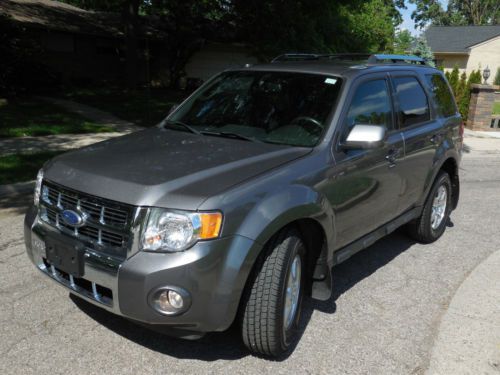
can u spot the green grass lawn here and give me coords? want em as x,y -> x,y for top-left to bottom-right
0,151 -> 66,185
0,98 -> 114,138
493,102 -> 500,115
62,87 -> 187,127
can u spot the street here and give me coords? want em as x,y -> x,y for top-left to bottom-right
1,136 -> 499,375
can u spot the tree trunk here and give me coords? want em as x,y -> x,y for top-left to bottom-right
124,0 -> 140,88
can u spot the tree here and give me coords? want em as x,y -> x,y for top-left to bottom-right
409,0 -> 500,28
146,0 -> 229,88
230,0 -> 403,58
448,65 -> 460,92
411,37 -> 435,66
394,29 -> 414,54
53,0 -> 408,86
56,0 -> 226,88
494,67 -> 500,86
0,14 -> 46,94
123,0 -> 140,88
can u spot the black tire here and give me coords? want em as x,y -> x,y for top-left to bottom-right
240,228 -> 306,357
407,171 -> 452,243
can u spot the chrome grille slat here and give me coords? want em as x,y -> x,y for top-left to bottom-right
39,181 -> 132,257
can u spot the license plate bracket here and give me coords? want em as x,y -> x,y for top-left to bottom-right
45,236 -> 85,277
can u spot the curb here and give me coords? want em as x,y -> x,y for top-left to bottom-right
464,129 -> 500,139
426,249 -> 500,374
0,180 -> 35,198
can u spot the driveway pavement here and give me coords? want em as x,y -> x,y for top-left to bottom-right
0,137 -> 499,374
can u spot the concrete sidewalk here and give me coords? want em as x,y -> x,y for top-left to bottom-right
427,250 -> 500,374
0,132 -> 130,156
465,129 -> 500,139
39,97 -> 142,133
0,97 -> 142,157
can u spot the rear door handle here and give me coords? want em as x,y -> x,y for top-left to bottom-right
430,133 -> 444,144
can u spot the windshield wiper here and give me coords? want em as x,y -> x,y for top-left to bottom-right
201,131 -> 261,143
162,119 -> 201,135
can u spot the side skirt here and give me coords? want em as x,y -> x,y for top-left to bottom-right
311,207 -> 422,301
334,206 -> 422,265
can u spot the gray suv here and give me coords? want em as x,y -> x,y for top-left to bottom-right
24,54 -> 462,357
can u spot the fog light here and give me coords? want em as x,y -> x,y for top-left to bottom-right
168,290 -> 184,309
149,286 -> 191,316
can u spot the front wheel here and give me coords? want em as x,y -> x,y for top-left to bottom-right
240,228 -> 305,357
407,171 -> 452,243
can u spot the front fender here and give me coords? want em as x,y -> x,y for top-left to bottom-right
229,184 -> 335,258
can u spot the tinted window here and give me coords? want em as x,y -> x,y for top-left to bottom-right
171,71 -> 342,147
425,74 -> 456,118
345,79 -> 392,131
393,77 -> 430,127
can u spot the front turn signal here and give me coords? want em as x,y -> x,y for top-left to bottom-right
199,212 -> 223,239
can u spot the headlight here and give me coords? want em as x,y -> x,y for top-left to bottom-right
33,169 -> 44,206
142,209 -> 223,252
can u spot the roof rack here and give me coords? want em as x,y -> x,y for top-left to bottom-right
271,53 -> 322,62
367,54 -> 427,65
271,53 -> 429,66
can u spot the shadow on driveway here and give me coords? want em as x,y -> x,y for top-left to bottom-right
0,193 -> 32,217
71,230 -> 416,361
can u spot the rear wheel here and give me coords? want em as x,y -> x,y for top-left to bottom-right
240,228 -> 305,357
407,171 -> 452,243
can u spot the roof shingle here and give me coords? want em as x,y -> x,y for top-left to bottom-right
0,0 -> 166,39
425,25 -> 500,53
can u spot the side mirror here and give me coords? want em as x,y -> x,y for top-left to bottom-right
341,124 -> 386,150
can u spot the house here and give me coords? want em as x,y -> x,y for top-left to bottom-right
0,0 -> 169,86
0,0 -> 254,87
185,43 -> 258,82
425,25 -> 500,78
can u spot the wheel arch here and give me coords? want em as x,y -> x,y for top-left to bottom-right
439,157 -> 460,210
419,153 -> 460,210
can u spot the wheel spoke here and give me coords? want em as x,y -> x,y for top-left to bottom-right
283,255 -> 302,332
431,185 -> 448,230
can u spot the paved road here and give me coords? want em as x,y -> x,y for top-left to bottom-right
1,138 -> 499,375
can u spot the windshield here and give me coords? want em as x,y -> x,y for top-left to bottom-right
168,71 -> 343,147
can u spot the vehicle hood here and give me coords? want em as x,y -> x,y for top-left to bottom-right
44,127 -> 311,209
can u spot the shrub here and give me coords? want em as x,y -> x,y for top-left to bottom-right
494,67 -> 500,86
445,68 -> 482,121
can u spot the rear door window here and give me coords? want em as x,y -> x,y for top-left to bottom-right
393,76 -> 430,128
425,74 -> 457,118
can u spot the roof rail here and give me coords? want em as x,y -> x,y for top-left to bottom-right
271,53 -> 430,66
271,53 -> 371,63
271,53 -> 322,62
367,54 -> 428,65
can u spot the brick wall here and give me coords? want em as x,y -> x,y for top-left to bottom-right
467,84 -> 498,131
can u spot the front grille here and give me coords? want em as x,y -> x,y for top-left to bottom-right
39,180 -> 134,257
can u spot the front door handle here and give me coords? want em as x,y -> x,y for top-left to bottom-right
386,148 -> 401,166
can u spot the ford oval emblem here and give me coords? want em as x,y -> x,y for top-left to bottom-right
61,210 -> 85,227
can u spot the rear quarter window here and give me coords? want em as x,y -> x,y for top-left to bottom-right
424,74 -> 457,118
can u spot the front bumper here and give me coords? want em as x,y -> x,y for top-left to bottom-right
24,205 -> 261,333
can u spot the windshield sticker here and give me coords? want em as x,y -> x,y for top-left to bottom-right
325,78 -> 338,85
